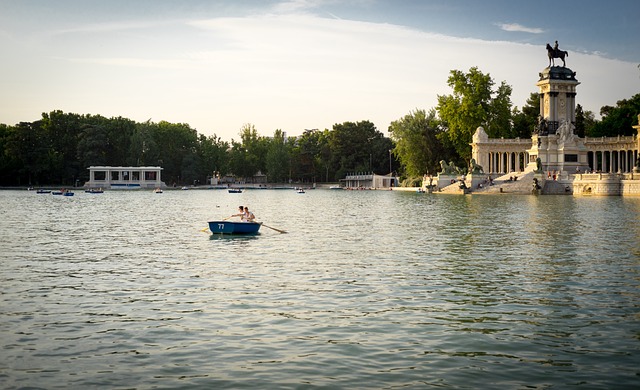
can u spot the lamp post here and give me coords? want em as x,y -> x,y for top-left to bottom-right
388,150 -> 392,175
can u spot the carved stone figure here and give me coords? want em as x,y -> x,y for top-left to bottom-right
547,42 -> 569,67
469,159 -> 484,174
535,115 -> 548,135
532,178 -> 541,192
557,119 -> 575,144
439,160 -> 460,175
535,157 -> 543,173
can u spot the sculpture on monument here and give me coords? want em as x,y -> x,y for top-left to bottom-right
438,160 -> 461,175
468,159 -> 484,174
535,115 -> 548,135
557,119 -> 576,143
532,178 -> 541,193
546,41 -> 569,67
534,157 -> 543,173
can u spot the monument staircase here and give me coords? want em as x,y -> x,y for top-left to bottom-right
438,165 -> 538,195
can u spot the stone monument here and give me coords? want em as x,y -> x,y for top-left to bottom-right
527,42 -> 589,174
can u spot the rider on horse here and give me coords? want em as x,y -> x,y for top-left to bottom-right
547,41 -> 568,67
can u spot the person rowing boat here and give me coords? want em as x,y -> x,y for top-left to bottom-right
243,206 -> 255,222
228,205 -> 255,222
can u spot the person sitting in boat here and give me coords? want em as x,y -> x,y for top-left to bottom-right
243,206 -> 255,222
230,206 -> 245,221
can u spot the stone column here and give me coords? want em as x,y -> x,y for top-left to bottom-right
539,93 -> 544,118
567,93 -> 577,124
550,92 -> 559,133
489,152 -> 496,173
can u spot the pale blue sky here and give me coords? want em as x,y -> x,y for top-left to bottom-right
1,0 -> 638,141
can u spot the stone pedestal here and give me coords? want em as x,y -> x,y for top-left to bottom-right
532,173 -> 546,195
435,174 -> 459,191
464,174 -> 487,191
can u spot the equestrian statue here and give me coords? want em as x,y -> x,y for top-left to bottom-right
547,40 -> 568,67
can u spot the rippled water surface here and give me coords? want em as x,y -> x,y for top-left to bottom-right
1,189 -> 639,389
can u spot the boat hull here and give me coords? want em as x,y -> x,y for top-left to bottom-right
208,221 -> 261,234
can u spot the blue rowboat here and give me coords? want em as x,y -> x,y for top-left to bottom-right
208,221 -> 261,234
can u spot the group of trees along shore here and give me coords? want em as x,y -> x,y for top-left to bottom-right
1,67 -> 638,187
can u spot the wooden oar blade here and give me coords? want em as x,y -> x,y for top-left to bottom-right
262,223 -> 287,234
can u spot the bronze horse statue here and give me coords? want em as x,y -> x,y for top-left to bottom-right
547,43 -> 568,67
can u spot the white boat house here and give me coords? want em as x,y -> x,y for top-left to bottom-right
84,166 -> 166,189
342,173 -> 398,189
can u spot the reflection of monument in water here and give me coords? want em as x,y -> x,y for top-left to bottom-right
462,42 -> 640,196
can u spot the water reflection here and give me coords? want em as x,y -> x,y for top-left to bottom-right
0,190 -> 638,389
208,233 -> 261,242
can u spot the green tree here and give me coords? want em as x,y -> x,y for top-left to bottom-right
265,129 -> 290,183
103,116 -> 136,166
152,121 -> 199,184
130,120 -> 160,166
197,134 -> 229,183
229,123 -> 266,181
511,92 -> 540,139
291,129 -> 333,182
574,104 -> 596,138
389,109 -> 445,177
437,67 -> 514,160
77,123 -> 109,169
329,120 -> 386,180
0,124 -> 21,185
6,121 -> 49,185
41,110 -> 83,184
587,93 -> 640,137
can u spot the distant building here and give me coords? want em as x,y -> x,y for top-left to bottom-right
342,173 -> 398,189
84,166 -> 166,189
465,48 -> 640,196
471,62 -> 639,175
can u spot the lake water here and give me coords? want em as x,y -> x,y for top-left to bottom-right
1,189 -> 639,389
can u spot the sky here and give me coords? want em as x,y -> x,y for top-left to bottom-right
1,0 -> 639,142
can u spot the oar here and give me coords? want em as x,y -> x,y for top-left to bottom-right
261,223 -> 287,234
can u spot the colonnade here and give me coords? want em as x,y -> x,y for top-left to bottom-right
584,136 -> 639,173
483,151 -> 530,174
587,150 -> 638,173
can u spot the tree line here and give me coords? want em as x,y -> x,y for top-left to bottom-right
1,67 -> 637,187
0,111 -> 395,187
